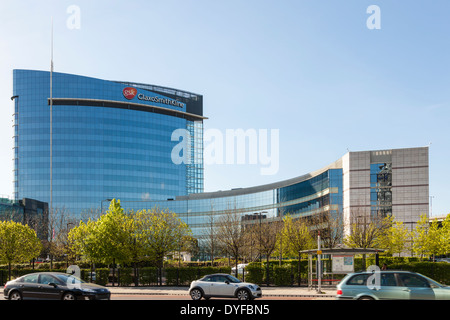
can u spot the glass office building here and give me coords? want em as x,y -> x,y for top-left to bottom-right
126,168 -> 342,244
124,159 -> 345,241
0,197 -> 48,240
12,69 -> 205,216
121,147 -> 429,245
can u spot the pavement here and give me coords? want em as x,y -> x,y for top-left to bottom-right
107,285 -> 336,299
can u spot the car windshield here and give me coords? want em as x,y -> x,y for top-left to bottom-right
226,275 -> 242,283
54,274 -> 86,284
418,273 -> 446,287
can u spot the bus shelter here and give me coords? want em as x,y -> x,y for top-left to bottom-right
300,248 -> 384,291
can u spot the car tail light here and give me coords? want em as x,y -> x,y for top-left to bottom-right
336,289 -> 343,295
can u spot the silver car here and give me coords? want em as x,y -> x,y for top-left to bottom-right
189,273 -> 262,300
336,270 -> 450,300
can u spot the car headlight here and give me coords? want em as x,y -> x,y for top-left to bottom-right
81,288 -> 96,293
248,285 -> 255,290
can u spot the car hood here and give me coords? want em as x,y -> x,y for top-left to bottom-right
437,285 -> 450,290
79,283 -> 109,291
238,282 -> 259,288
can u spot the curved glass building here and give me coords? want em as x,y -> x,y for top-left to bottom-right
12,69 -> 205,216
122,147 -> 429,246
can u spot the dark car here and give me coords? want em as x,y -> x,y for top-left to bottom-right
3,272 -> 110,300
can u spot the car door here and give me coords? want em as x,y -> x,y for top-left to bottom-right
373,272 -> 402,300
212,275 -> 235,297
38,274 -> 63,300
19,274 -> 41,299
397,273 -> 436,300
197,276 -> 214,295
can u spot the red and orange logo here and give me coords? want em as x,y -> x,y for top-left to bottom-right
123,87 -> 137,100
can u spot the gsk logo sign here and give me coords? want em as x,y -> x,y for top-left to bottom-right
122,87 -> 137,100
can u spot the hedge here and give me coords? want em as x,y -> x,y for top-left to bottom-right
245,258 -> 450,286
80,268 -> 109,286
2,258 -> 448,287
138,267 -> 159,286
246,261 -> 309,286
385,262 -> 450,285
165,266 -> 232,286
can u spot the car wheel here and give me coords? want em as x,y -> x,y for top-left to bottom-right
236,289 -> 251,300
62,292 -> 76,300
358,296 -> 374,300
190,288 -> 203,301
9,290 -> 22,300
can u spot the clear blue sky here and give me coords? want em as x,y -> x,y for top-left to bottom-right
0,0 -> 449,216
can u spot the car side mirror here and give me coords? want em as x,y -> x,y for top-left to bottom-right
225,281 -> 230,285
48,282 -> 58,288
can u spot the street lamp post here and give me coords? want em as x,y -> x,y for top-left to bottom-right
66,222 -> 74,267
317,231 -> 322,293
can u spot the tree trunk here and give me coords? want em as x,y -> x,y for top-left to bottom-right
112,258 -> 115,287
159,256 -> 164,286
362,254 -> 367,271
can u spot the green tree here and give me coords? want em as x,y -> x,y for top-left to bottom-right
258,219 -> 283,285
279,215 -> 314,257
216,209 -> 246,277
67,218 -> 100,263
134,207 -> 192,284
412,213 -> 450,259
95,199 -> 134,265
427,217 -> 448,259
442,214 -> 450,255
379,217 -> 411,256
412,214 -> 430,258
344,214 -> 391,269
0,220 -> 42,280
278,215 -> 314,284
68,199 -> 134,285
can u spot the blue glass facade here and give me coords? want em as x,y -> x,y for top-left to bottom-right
13,70 -> 204,216
122,167 -> 343,243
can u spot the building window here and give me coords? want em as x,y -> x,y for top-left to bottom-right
370,163 -> 392,218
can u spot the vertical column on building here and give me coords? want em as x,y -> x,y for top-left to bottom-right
391,147 -> 429,232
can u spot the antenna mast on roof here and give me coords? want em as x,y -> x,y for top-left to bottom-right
50,17 -> 53,216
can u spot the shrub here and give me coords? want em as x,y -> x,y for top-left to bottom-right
118,267 -> 133,286
139,267 -> 158,286
272,265 -> 293,286
386,261 -> 450,285
165,266 -> 232,286
80,268 -> 109,286
245,263 -> 264,285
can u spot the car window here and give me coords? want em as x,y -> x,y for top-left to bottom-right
39,274 -> 56,285
380,273 -> 398,286
226,275 -> 242,283
22,274 -> 39,283
202,276 -> 213,282
347,274 -> 370,285
398,274 -> 430,288
54,274 -> 85,285
212,275 -> 228,282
